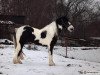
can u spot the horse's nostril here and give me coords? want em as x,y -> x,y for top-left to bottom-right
71,28 -> 74,31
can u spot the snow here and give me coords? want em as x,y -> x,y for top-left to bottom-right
0,45 -> 100,75
37,46 -> 100,62
67,47 -> 100,62
51,47 -> 100,62
0,39 -> 13,44
0,20 -> 14,24
90,37 -> 100,40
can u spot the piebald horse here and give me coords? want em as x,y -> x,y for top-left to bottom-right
13,16 -> 74,66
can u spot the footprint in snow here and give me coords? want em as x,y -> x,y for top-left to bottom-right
66,64 -> 82,67
0,72 -> 3,74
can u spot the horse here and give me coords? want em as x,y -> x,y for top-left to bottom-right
13,16 -> 74,66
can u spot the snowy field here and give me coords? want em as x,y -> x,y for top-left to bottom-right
36,46 -> 100,62
0,45 -> 100,75
52,46 -> 100,62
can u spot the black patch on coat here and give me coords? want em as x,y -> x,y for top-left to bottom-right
56,16 -> 69,28
20,26 -> 35,44
33,40 -> 47,46
41,31 -> 47,39
34,40 -> 42,45
56,24 -> 62,35
18,26 -> 35,56
50,35 -> 57,55
24,26 -> 34,32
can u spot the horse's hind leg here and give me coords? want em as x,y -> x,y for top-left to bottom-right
13,43 -> 23,64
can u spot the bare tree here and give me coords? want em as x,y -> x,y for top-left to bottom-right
58,0 -> 100,38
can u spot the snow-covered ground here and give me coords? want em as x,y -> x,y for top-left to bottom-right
0,39 -> 13,44
37,46 -> 100,62
0,45 -> 100,75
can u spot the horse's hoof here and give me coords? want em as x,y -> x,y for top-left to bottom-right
18,61 -> 22,64
49,62 -> 55,66
13,59 -> 22,64
20,56 -> 24,60
13,59 -> 18,64
13,61 -> 22,64
13,61 -> 19,64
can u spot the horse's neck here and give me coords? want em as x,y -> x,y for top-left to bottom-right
41,21 -> 58,35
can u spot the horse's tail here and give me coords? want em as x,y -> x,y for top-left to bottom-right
13,28 -> 18,48
13,34 -> 17,48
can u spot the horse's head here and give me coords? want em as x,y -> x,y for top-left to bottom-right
56,16 -> 74,32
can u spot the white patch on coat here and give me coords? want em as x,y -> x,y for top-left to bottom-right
68,25 -> 74,32
58,25 -> 62,30
68,22 -> 71,25
16,26 -> 27,45
67,22 -> 74,32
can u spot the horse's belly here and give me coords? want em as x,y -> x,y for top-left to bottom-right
39,38 -> 52,46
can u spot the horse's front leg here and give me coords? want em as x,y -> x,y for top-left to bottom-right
48,36 -> 57,66
48,45 -> 55,66
48,51 -> 55,66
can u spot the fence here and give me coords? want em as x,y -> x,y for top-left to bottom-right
0,15 -> 25,40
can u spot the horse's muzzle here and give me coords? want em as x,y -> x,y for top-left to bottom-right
68,25 -> 74,32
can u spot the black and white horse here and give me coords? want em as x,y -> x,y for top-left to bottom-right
13,16 -> 74,66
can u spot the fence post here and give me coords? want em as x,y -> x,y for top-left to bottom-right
65,37 -> 68,58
